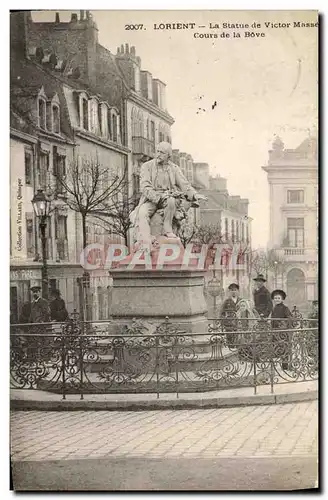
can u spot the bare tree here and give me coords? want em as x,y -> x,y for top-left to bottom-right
194,222 -> 224,246
249,248 -> 286,282
176,218 -> 198,248
92,186 -> 137,247
55,156 -> 126,250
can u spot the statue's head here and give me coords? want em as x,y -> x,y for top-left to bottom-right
156,141 -> 172,164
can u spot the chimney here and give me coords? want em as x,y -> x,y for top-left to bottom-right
131,46 -> 136,56
80,10 -> 85,21
120,44 -> 124,53
55,12 -> 60,23
71,13 -> 78,23
125,43 -> 129,54
10,11 -> 29,59
210,175 -> 227,192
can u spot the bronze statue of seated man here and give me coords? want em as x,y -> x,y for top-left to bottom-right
130,142 -> 207,253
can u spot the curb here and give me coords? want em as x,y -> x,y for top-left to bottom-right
10,389 -> 318,411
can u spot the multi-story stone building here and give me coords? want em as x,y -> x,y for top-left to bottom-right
24,10 -> 174,216
262,136 -> 318,310
196,173 -> 252,296
172,150 -> 252,296
10,11 -> 130,320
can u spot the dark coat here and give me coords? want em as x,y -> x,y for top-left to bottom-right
29,298 -> 50,323
220,297 -> 241,316
271,303 -> 292,330
253,286 -> 273,318
19,302 -> 32,323
50,298 -> 69,322
220,298 -> 241,341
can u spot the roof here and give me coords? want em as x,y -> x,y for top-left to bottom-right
10,57 -> 74,140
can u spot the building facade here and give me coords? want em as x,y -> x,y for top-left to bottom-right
10,11 -> 130,320
262,136 -> 318,310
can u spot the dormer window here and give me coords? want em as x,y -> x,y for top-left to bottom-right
78,92 -> 89,130
109,108 -> 120,143
89,98 -> 99,134
38,97 -> 46,130
52,105 -> 60,133
99,103 -> 109,138
112,113 -> 117,142
82,98 -> 88,130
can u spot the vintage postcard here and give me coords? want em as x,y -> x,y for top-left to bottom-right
10,9 -> 318,491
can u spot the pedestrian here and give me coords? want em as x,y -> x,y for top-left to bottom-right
307,300 -> 318,372
270,289 -> 292,371
50,289 -> 69,322
253,274 -> 273,318
220,283 -> 241,348
235,299 -> 262,362
29,286 -> 51,323
308,299 -> 319,323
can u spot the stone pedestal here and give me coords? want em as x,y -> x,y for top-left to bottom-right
110,268 -> 208,333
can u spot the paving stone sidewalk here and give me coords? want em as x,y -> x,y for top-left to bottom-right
10,401 -> 318,462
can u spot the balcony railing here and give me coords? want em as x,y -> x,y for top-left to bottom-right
10,313 -> 318,399
284,248 -> 305,256
132,136 -> 155,159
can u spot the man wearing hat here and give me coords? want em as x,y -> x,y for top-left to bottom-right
253,274 -> 273,318
29,285 -> 50,323
220,283 -> 241,348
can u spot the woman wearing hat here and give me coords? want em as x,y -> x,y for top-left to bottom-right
270,289 -> 292,371
253,274 -> 273,318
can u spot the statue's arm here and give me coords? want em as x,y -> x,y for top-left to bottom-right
174,165 -> 197,201
140,162 -> 160,204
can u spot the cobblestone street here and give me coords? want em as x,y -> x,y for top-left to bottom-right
11,401 -> 318,462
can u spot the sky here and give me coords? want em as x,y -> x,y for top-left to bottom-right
31,10 -> 318,248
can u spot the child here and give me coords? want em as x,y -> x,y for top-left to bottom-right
270,289 -> 292,329
270,289 -> 292,371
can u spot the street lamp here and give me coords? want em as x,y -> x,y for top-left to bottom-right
32,189 -> 51,300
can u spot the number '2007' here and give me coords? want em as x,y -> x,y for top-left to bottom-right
125,24 -> 144,30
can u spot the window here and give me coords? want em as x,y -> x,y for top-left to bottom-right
26,213 -> 34,258
225,218 -> 228,240
37,152 -> 49,189
287,190 -> 304,204
150,121 -> 155,144
24,149 -> 32,186
236,221 -> 239,242
241,222 -> 245,242
112,113 -> 117,142
38,98 -> 46,130
82,98 -> 88,130
231,219 -> 235,243
99,104 -> 108,137
52,105 -> 60,133
55,213 -> 68,260
287,218 -> 304,247
90,99 -> 99,134
53,150 -> 66,194
246,224 -> 249,243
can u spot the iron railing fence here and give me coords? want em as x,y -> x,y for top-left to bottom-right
10,314 -> 318,399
